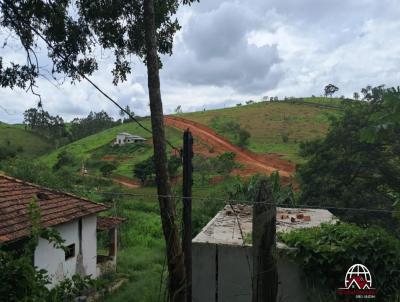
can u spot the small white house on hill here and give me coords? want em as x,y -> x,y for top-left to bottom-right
0,175 -> 125,287
114,132 -> 146,145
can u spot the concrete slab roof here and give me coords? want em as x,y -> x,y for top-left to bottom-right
192,205 -> 337,246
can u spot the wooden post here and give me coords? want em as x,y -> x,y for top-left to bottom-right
252,179 -> 278,302
182,129 -> 193,302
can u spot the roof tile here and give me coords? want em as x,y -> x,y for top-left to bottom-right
0,175 -> 108,244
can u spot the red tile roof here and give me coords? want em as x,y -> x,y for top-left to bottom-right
97,216 -> 126,230
0,175 -> 108,244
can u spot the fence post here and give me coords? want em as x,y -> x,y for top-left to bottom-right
182,129 -> 193,302
252,179 -> 278,302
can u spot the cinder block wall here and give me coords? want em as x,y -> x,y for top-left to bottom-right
192,242 -> 307,302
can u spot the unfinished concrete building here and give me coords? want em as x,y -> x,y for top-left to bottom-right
192,205 -> 336,302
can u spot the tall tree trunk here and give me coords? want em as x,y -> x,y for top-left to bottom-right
143,1 -> 186,301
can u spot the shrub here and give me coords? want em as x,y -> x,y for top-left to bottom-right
280,132 -> 289,143
100,162 -> 117,177
237,129 -> 251,147
280,222 -> 400,300
53,150 -> 76,171
133,156 -> 155,184
213,152 -> 237,177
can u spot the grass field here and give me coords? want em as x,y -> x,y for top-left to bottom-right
40,120 -> 183,177
0,123 -> 52,157
179,99 -> 342,163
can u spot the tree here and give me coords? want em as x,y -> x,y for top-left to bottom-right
298,89 -> 400,229
324,84 -> 339,97
53,151 -> 76,171
100,162 -> 117,177
1,1 -> 199,299
353,92 -> 360,100
174,105 -> 183,114
70,111 -> 116,141
237,129 -> 251,147
213,152 -> 237,177
23,105 -> 69,145
133,156 -> 155,184
193,155 -> 213,185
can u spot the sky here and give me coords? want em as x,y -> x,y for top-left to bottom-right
1,0 -> 400,123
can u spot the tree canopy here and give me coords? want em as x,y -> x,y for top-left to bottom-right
0,0 -> 197,92
298,87 -> 400,228
324,84 -> 339,97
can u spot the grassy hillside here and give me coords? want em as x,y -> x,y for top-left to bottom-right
0,123 -> 52,157
40,119 -> 183,178
179,98 -> 343,163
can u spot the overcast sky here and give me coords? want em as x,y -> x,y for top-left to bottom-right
1,0 -> 400,123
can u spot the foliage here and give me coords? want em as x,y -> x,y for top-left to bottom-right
237,128 -> 251,147
2,158 -> 77,191
0,144 -> 18,161
224,173 -> 295,206
0,249 -> 49,302
23,105 -> 69,146
0,200 -> 67,302
210,116 -> 252,148
359,86 -> 400,143
193,155 -> 214,184
280,222 -> 400,300
324,84 -> 339,97
48,275 -> 96,302
298,88 -> 400,228
168,155 -> 181,179
133,156 -> 155,184
53,150 -> 76,171
0,0 -> 198,90
100,162 -> 118,177
133,155 -> 181,183
213,152 -> 237,177
280,132 -> 289,143
70,111 -> 118,141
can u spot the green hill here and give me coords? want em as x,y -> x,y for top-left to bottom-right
40,119 -> 182,178
179,98 -> 343,162
39,97 -> 342,178
0,123 -> 53,157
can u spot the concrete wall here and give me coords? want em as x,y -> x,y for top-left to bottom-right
193,242 -> 307,302
34,214 -> 98,287
81,215 -> 97,277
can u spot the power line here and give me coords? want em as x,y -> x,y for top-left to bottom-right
70,189 -> 397,214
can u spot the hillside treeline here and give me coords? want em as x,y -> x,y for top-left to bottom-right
23,104 -> 123,146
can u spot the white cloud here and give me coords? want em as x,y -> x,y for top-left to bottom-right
1,0 -> 400,123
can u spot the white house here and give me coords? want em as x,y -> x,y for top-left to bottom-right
0,175 -> 125,287
114,132 -> 146,145
192,205 -> 337,302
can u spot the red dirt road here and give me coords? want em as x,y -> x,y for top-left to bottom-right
164,116 -> 294,178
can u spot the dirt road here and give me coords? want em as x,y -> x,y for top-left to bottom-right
164,116 -> 294,178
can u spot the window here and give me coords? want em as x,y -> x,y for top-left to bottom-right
65,244 -> 75,260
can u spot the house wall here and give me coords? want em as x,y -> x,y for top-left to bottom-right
116,134 -> 126,145
81,215 -> 97,277
192,242 -> 307,302
34,214 -> 98,287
